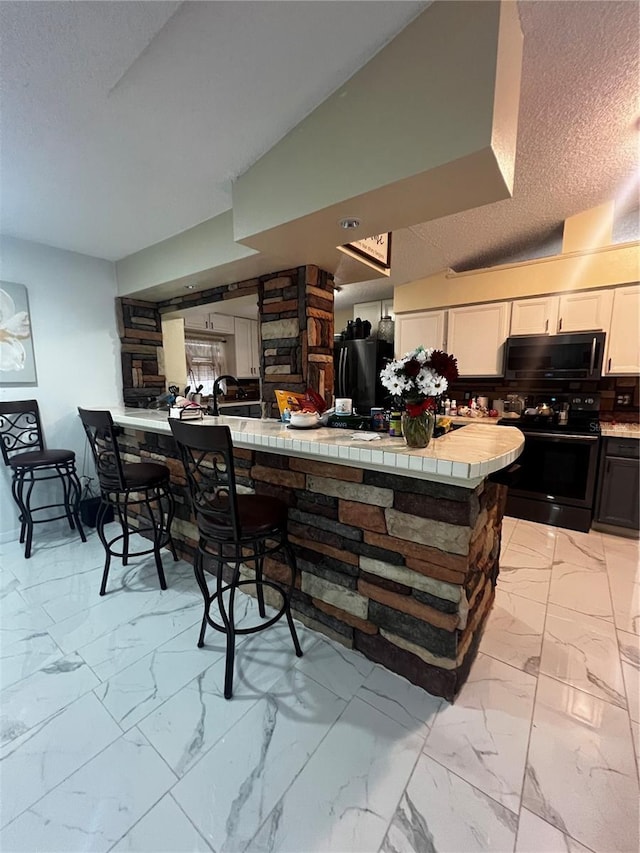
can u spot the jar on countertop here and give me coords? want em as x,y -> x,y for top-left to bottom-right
370,408 -> 386,431
388,411 -> 403,437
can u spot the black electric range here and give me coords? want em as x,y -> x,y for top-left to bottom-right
498,394 -> 601,532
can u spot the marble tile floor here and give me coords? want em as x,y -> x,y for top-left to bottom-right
0,518 -> 638,853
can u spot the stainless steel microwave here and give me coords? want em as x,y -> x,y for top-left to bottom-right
504,332 -> 606,380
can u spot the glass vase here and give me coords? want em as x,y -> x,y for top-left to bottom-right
401,409 -> 435,449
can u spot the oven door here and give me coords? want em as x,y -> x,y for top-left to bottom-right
510,432 -> 599,507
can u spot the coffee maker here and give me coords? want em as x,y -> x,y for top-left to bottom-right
503,393 -> 526,416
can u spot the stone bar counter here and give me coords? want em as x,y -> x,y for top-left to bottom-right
107,407 -> 523,701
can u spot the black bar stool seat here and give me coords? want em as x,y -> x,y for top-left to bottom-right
78,407 -> 178,596
169,419 -> 302,699
0,399 -> 86,559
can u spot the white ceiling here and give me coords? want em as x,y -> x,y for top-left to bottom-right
1,1 -> 638,312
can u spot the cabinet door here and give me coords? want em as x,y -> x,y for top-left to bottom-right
604,285 -> 640,375
557,289 -> 613,333
353,301 -> 382,328
209,313 -> 236,334
447,302 -> 511,377
184,311 -> 209,330
510,296 -> 559,335
249,319 -> 260,376
395,311 -> 446,358
234,318 -> 259,377
234,317 -> 253,377
597,456 -> 640,529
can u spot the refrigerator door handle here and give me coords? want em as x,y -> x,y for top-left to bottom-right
340,348 -> 348,396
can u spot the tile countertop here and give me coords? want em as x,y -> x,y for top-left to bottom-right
108,407 -> 524,488
599,423 -> 640,439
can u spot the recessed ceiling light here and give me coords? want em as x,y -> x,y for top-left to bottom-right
339,217 -> 361,230
184,284 -> 196,290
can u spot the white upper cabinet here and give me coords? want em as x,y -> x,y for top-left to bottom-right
234,317 -> 260,377
208,313 -> 236,334
604,284 -> 640,375
510,296 -> 559,336
556,288 -> 614,333
353,300 -> 383,328
184,311 -> 209,330
447,302 -> 511,376
395,310 -> 446,358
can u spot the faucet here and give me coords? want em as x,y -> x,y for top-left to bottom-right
210,375 -> 245,416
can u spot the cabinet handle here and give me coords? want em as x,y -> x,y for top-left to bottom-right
545,319 -> 549,332
558,317 -> 562,331
607,357 -> 611,372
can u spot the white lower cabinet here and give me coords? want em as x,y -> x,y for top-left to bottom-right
234,317 -> 260,377
447,302 -> 511,376
395,310 -> 446,357
604,284 -> 640,375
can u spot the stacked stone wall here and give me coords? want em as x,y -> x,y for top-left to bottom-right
117,428 -> 506,702
117,265 -> 334,413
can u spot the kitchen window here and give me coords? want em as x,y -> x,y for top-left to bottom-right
185,337 -> 228,395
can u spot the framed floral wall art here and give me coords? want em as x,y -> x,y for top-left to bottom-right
0,281 -> 37,385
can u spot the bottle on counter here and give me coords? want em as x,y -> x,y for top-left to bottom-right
443,396 -> 451,416
388,411 -> 403,437
450,399 -> 457,416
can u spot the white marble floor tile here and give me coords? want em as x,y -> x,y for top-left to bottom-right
93,626 -> 227,730
172,668 -> 347,853
498,544 -> 552,604
0,692 -> 121,828
618,629 -> 640,723
607,553 -> 640,636
523,674 -> 639,853
500,515 -> 517,548
3,531 -> 107,588
549,560 -> 613,620
0,652 -> 99,745
356,664 -> 442,736
110,794 -> 212,852
381,753 -> 518,853
509,520 -> 558,561
631,721 -> 640,781
423,653 -> 536,813
540,603 -> 627,709
294,634 -> 374,700
80,593 -> 202,682
554,528 -> 604,570
139,624 -> 315,778
248,696 -> 424,853
48,570 -> 195,656
480,589 -> 545,675
0,728 -> 176,853
0,629 -> 63,690
515,808 -> 593,853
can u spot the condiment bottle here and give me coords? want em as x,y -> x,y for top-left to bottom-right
450,399 -> 457,416
388,411 -> 403,437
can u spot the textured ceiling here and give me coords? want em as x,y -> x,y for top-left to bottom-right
0,0 -> 427,260
1,1 -> 638,312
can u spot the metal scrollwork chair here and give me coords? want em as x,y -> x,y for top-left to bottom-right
78,408 -> 178,596
0,399 -> 86,558
169,419 -> 302,699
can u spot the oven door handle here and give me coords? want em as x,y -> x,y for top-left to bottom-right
523,431 -> 599,442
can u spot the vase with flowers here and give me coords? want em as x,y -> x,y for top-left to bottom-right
379,346 -> 459,448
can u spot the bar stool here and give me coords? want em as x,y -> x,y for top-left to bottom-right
0,400 -> 86,558
78,408 -> 178,596
169,419 -> 302,699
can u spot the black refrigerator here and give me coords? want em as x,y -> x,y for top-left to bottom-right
333,338 -> 394,414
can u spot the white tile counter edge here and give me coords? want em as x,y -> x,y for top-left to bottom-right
106,407 -> 524,489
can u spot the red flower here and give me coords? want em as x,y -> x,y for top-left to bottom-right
430,350 -> 459,383
403,359 -> 422,378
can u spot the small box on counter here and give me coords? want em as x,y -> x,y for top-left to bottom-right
168,406 -> 203,420
326,414 -> 372,430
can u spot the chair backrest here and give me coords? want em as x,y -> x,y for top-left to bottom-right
169,420 -> 241,540
77,408 -> 127,491
0,399 -> 45,465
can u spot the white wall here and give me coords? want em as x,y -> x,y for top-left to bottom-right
0,236 -> 121,542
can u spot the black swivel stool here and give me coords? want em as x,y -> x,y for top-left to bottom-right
78,408 -> 178,596
0,400 -> 86,558
169,419 -> 302,699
